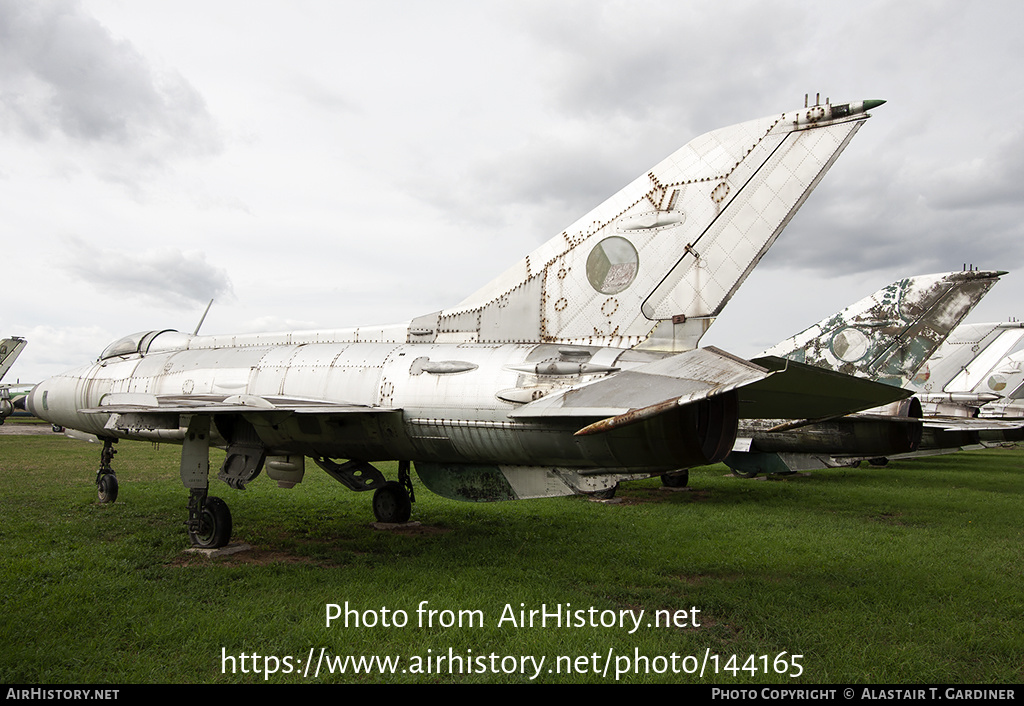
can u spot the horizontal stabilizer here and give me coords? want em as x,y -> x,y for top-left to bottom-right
737,356 -> 911,420
922,417 -> 1024,432
509,346 -> 769,424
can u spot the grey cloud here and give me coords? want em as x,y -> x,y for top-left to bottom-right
510,0 -> 810,126
60,237 -> 235,308
469,131 -> 647,224
0,0 -> 219,155
287,73 -> 359,115
923,126 -> 1024,211
500,1 -> 1024,282
410,1 -> 816,242
376,0 -> 1024,297
760,175 -> 1024,278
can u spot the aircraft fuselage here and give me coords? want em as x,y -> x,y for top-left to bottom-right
28,337 -> 736,479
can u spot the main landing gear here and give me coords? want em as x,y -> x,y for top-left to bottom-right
371,460 -> 415,523
96,438 -> 119,503
730,467 -> 760,479
178,417 -> 417,546
661,469 -> 689,487
373,481 -> 412,523
314,456 -> 416,524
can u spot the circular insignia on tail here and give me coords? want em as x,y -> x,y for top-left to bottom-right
586,237 -> 638,295
987,374 -> 1007,392
830,327 -> 870,363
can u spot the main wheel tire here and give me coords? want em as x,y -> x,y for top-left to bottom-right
661,470 -> 689,487
372,481 -> 412,523
188,496 -> 232,549
97,474 -> 119,503
731,467 -> 759,478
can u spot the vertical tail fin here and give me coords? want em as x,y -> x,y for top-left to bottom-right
0,337 -> 27,382
761,271 -> 1004,387
979,348 -> 1024,411
417,100 -> 883,350
911,322 -> 1024,395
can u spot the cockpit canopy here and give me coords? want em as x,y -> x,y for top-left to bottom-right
99,330 -> 193,360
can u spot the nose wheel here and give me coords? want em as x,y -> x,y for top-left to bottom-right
187,494 -> 233,549
97,473 -> 119,503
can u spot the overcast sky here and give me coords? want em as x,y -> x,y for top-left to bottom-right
3,0 -> 1023,383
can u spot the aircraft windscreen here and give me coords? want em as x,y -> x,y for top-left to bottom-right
144,330 -> 191,355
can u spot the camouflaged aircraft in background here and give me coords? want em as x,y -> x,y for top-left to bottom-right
0,337 -> 29,425
723,270 -> 1005,477
27,98 -> 896,548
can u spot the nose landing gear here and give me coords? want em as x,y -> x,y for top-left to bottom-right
187,491 -> 232,549
181,416 -> 233,549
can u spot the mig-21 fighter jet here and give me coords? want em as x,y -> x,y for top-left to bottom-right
27,99 -> 894,547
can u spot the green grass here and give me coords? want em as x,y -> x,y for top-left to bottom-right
1,433 -> 1022,683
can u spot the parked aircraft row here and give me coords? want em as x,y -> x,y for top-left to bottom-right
724,271 -> 1024,476
16,97 -> 1023,549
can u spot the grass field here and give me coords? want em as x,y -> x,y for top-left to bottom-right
1,430 -> 1021,684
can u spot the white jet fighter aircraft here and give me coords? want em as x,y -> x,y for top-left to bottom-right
910,321 -> 1024,417
28,99 -> 896,548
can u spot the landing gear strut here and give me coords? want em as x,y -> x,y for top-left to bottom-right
96,438 -> 119,503
181,416 -> 233,549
